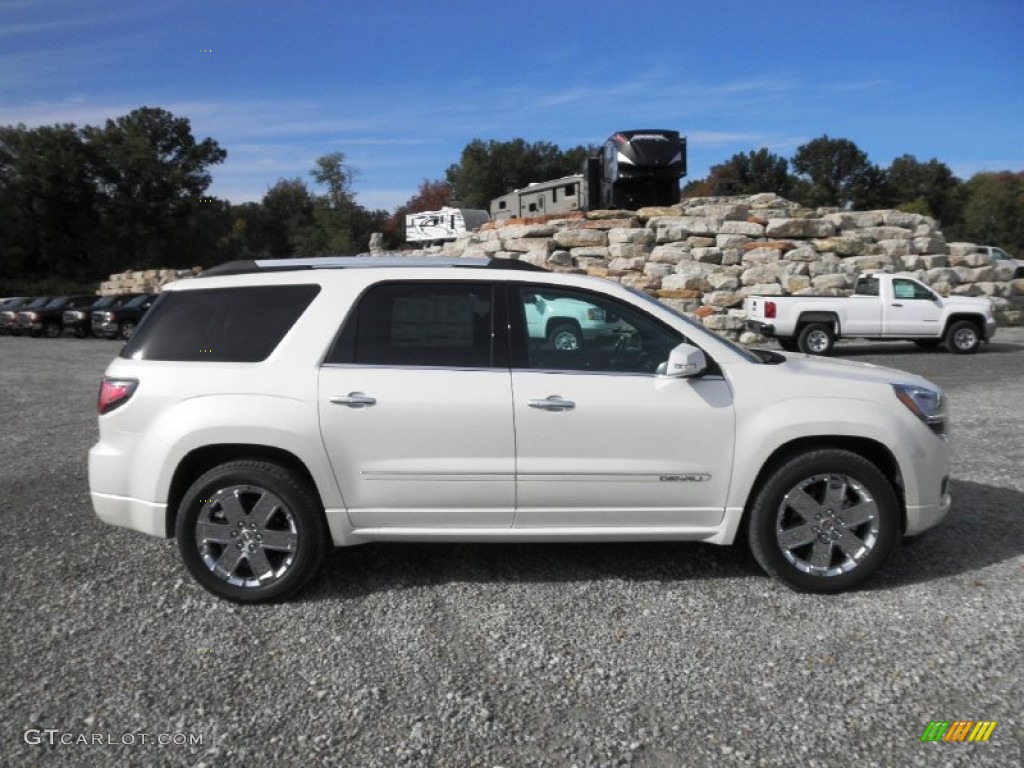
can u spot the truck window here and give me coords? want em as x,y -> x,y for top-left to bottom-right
854,278 -> 879,296
893,279 -> 934,300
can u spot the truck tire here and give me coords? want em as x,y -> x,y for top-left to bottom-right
547,320 -> 582,351
797,323 -> 834,356
747,449 -> 900,592
944,320 -> 980,354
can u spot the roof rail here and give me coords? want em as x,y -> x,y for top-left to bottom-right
198,256 -> 549,277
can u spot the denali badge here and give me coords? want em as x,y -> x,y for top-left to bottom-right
659,474 -> 711,482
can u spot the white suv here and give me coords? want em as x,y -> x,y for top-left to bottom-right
89,257 -> 952,602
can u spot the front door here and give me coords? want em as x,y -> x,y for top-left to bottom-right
884,278 -> 943,336
508,284 -> 736,528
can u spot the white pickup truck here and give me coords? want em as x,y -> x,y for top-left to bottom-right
745,272 -> 997,355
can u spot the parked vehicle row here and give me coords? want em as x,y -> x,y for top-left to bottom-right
0,294 -> 157,339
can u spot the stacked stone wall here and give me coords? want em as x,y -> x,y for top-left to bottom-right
442,193 -> 1024,337
97,267 -> 202,295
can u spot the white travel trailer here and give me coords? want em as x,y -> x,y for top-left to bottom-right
405,207 -> 490,244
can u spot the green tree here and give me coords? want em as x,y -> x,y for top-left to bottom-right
957,171 -> 1024,255
308,152 -> 357,254
445,138 -> 592,209
791,135 -> 883,209
697,148 -> 794,197
83,106 -> 226,270
885,154 -> 963,227
0,123 -> 99,280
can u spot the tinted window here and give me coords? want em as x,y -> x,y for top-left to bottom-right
121,285 -> 320,362
328,282 -> 494,368
513,285 -> 681,374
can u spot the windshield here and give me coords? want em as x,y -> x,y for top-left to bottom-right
92,296 -> 118,308
45,296 -> 68,308
622,285 -> 763,363
124,294 -> 151,308
27,298 -> 49,308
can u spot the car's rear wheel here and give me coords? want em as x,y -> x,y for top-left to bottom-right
119,321 -> 137,340
176,460 -> 328,603
747,449 -> 899,592
797,323 -> 834,356
547,320 -> 582,351
944,320 -> 980,354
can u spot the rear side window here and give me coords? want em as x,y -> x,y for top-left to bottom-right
327,282 -> 494,367
121,285 -> 320,362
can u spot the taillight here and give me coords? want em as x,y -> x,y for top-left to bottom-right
765,301 -> 777,319
98,378 -> 138,414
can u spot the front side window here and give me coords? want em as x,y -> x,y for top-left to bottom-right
328,282 -> 495,368
893,279 -> 934,300
513,285 -> 681,374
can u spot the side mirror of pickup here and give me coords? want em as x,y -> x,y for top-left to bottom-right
658,343 -> 708,378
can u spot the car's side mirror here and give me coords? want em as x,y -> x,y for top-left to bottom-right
659,343 -> 707,378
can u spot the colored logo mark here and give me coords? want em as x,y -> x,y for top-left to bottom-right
921,720 -> 997,742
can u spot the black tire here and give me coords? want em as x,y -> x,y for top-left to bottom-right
119,321 -> 137,341
797,323 -> 834,356
778,338 -> 800,352
547,320 -> 582,351
176,460 -> 328,603
747,449 -> 900,592
944,320 -> 980,354
43,321 -> 61,338
74,328 -> 88,339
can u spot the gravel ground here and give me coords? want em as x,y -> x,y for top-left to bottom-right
1,330 -> 1021,768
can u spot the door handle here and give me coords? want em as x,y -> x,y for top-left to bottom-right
528,396 -> 575,411
330,392 -> 377,408
891,303 -> 903,307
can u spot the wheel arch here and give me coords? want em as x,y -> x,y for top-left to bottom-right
165,444 -> 324,539
544,316 -> 582,338
795,311 -> 840,336
941,312 -> 985,336
738,435 -> 907,540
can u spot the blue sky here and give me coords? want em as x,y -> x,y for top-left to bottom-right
2,0 -> 1022,212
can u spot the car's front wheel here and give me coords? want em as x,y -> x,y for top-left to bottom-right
944,320 -> 980,354
119,321 -> 137,340
176,460 -> 328,603
747,449 -> 899,592
43,321 -> 61,338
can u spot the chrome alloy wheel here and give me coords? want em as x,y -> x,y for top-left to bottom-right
952,325 -> 978,351
194,485 -> 299,588
775,473 -> 880,577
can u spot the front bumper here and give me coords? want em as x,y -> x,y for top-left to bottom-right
92,320 -> 119,337
984,318 -> 997,341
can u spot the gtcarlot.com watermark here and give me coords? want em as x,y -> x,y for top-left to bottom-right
25,729 -> 202,746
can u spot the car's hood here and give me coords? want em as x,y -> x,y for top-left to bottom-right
943,295 -> 993,310
777,352 -> 940,391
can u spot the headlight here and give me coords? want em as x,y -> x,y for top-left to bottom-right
893,383 -> 947,437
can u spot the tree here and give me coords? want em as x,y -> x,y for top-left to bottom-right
957,171 -> 1024,255
696,148 -> 794,197
308,152 -> 358,254
791,135 -> 883,209
885,154 -> 963,227
83,107 -> 226,269
0,123 -> 98,280
445,138 -> 592,209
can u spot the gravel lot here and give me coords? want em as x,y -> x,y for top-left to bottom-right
2,330 -> 1022,767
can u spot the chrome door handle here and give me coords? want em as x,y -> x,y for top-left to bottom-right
528,396 -> 575,411
891,303 -> 903,307
330,393 -> 376,408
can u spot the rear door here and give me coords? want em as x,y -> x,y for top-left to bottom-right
318,281 -> 515,529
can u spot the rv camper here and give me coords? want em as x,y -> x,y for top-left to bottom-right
405,207 -> 490,244
490,129 -> 687,220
